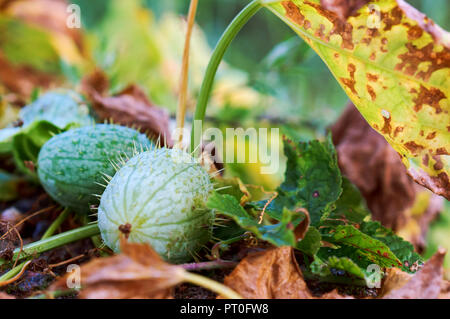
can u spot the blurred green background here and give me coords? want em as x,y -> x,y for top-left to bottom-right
72,0 -> 450,131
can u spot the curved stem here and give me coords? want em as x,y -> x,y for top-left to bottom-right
0,208 -> 73,282
190,0 -> 263,154
0,260 -> 27,282
182,271 -> 242,299
0,223 -> 100,267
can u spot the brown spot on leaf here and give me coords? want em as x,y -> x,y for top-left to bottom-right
366,85 -> 376,101
395,43 -> 450,81
436,147 -> 449,155
340,63 -> 358,95
305,1 -> 355,50
394,126 -> 404,137
407,25 -> 424,40
381,6 -> 403,31
282,1 -> 305,26
404,141 -> 425,154
304,20 -> 311,29
426,132 -> 437,140
432,156 -> 444,171
412,85 -> 445,114
381,115 -> 391,135
366,73 -> 379,82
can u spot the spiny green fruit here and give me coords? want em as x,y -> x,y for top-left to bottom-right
37,124 -> 153,214
98,148 -> 214,263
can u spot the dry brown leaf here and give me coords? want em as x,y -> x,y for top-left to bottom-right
81,71 -> 172,146
383,248 -> 446,299
0,53 -> 59,99
223,246 -> 313,299
439,280 -> 450,299
0,292 -> 15,299
331,103 -> 443,243
222,246 -> 351,299
50,239 -> 184,299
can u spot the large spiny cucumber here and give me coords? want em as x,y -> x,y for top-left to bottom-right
98,148 -> 214,263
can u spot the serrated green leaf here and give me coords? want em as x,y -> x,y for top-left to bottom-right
208,191 -> 306,247
322,177 -> 370,227
297,226 -> 321,255
360,221 -> 423,273
252,134 -> 342,226
331,225 -> 402,268
264,0 -> 450,199
310,255 -> 367,286
12,120 -> 63,178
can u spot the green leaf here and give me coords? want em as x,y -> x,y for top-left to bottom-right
310,255 -> 367,286
322,177 -> 370,227
359,221 -> 423,273
253,134 -> 342,226
12,120 -> 63,178
297,226 -> 321,255
264,0 -> 450,199
331,225 -> 402,268
207,191 -> 306,247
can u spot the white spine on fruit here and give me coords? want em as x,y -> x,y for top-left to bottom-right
98,148 -> 214,263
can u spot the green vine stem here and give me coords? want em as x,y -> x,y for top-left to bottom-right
0,223 -> 100,268
0,208 -> 73,282
190,0 -> 263,155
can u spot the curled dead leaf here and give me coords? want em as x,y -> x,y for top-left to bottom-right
81,71 -> 173,146
294,208 -> 310,241
222,246 -> 351,299
50,239 -> 184,299
383,248 -> 446,299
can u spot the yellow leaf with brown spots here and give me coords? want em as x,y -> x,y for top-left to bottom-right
264,0 -> 450,199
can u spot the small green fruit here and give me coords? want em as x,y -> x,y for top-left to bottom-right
98,148 -> 214,263
37,124 -> 153,213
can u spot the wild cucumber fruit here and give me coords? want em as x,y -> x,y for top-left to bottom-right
98,148 -> 214,263
37,124 -> 153,214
